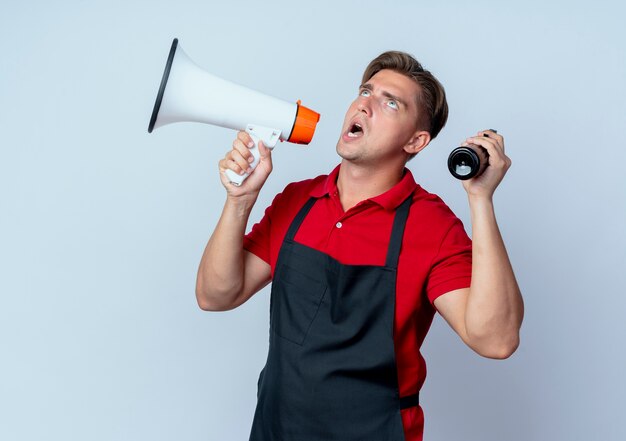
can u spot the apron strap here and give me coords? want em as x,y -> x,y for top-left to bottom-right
285,197 -> 317,241
385,195 -> 413,269
399,392 -> 420,409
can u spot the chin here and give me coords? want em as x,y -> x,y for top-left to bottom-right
336,140 -> 347,158
337,150 -> 363,163
336,141 -> 356,161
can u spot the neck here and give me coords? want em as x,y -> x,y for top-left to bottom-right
336,160 -> 405,211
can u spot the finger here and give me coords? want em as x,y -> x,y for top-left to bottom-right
228,149 -> 252,175
478,130 -> 504,151
218,157 -> 242,179
232,138 -> 255,164
218,156 -> 245,176
467,131 -> 504,151
466,137 -> 509,167
465,136 -> 501,159
237,130 -> 255,147
478,129 -> 500,137
237,130 -> 253,145
467,135 -> 497,149
479,129 -> 499,136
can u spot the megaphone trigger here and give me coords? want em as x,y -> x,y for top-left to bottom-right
246,125 -> 281,150
224,125 -> 282,186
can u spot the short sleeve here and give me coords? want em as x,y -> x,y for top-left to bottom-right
243,198 -> 277,265
425,219 -> 473,306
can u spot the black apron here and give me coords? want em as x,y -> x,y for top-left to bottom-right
249,196 -> 419,441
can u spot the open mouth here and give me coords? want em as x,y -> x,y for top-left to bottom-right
347,122 -> 364,138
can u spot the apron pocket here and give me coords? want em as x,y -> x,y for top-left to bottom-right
271,264 -> 327,345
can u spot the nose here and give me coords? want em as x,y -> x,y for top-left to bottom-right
357,99 -> 371,115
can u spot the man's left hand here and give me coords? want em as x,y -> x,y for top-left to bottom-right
461,129 -> 512,199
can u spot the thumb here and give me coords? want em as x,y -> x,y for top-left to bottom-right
258,140 -> 272,162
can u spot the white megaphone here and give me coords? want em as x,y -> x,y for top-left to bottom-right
148,38 -> 320,186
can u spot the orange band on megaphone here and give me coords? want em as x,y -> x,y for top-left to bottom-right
288,102 -> 321,144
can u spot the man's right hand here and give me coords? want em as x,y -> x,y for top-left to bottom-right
218,130 -> 273,199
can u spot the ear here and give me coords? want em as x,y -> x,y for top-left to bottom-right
403,130 -> 431,156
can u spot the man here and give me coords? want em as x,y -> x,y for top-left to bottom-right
196,51 -> 524,441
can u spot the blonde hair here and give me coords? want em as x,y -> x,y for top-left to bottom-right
362,51 -> 448,141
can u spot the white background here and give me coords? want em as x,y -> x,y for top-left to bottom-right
2,1 -> 625,440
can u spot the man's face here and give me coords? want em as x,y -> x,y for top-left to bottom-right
337,69 -> 425,164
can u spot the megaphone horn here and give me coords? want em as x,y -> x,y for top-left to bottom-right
148,38 -> 320,186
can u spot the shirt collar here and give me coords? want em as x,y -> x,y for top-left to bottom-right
309,164 -> 418,211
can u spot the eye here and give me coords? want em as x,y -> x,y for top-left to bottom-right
360,89 -> 371,97
386,100 -> 398,110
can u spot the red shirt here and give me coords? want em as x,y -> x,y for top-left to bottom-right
244,164 -> 472,441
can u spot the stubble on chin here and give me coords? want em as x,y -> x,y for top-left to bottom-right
336,139 -> 364,162
336,139 -> 363,162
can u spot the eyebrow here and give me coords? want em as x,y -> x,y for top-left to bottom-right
360,83 -> 407,108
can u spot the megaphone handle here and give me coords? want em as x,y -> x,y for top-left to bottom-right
225,125 -> 281,186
